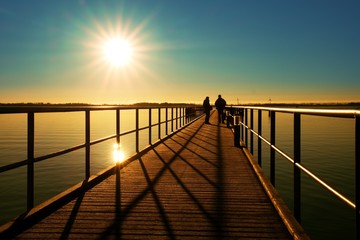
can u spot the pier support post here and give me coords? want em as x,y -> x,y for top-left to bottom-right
258,110 -> 262,166
234,116 -> 241,147
250,109 -> 254,154
176,107 -> 178,130
165,107 -> 168,135
226,110 -> 231,128
245,109 -> 248,148
294,113 -> 301,222
116,109 -> 120,144
136,109 -> 139,152
27,112 -> 34,211
270,111 -> 276,186
158,108 -> 161,139
171,108 -> 174,133
85,110 -> 90,179
234,126 -> 240,147
149,108 -> 152,145
356,114 -> 360,239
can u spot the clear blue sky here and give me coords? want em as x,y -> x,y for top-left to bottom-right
0,0 -> 359,104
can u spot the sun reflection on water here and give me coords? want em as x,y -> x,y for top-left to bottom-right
113,143 -> 125,163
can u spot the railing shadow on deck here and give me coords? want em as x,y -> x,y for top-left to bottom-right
97,112 -> 229,239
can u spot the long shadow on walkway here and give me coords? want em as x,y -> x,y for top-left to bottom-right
5,113 -> 293,240
97,118 -> 229,239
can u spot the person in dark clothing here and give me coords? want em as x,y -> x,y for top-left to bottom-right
203,96 -> 211,124
215,94 -> 227,124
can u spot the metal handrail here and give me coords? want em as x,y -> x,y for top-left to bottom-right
226,105 -> 359,238
0,104 -> 201,213
245,124 -> 356,209
234,105 -> 360,118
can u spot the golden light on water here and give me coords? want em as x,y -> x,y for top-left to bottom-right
113,143 -> 125,163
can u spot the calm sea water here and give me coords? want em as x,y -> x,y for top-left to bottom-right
0,108 -> 357,239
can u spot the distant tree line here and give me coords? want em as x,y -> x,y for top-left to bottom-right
0,102 -> 202,107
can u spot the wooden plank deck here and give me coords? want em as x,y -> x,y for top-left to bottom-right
8,112 -> 305,239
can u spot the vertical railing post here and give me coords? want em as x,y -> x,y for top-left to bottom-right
116,109 -> 120,144
250,109 -> 254,154
171,107 -> 174,133
240,108 -> 244,142
187,107 -> 189,124
181,108 -> 184,127
165,107 -> 168,135
136,108 -> 139,152
176,107 -> 178,130
226,109 -> 230,128
234,115 -> 241,147
355,114 -> 360,239
184,108 -> 187,124
245,109 -> 248,147
258,110 -> 262,166
27,112 -> 34,211
184,107 -> 186,125
180,108 -> 182,127
85,110 -> 90,179
183,107 -> 185,125
158,108 -> 161,139
294,112 -> 301,222
270,111 -> 276,186
149,108 -> 152,145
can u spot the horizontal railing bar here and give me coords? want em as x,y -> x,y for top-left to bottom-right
138,126 -> 150,132
241,120 -> 356,211
146,116 -> 183,130
89,135 -> 116,146
247,126 -> 295,164
0,130 -> 141,173
120,129 -> 137,136
295,162 -> 356,209
272,145 -> 295,164
0,143 -> 86,173
0,159 -> 29,173
241,123 -> 271,147
35,144 -> 86,163
0,105 -> 199,114
149,123 -> 159,128
231,105 -> 360,118
0,114 -> 189,173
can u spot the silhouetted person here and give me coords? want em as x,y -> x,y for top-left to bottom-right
203,96 -> 211,124
215,94 -> 226,124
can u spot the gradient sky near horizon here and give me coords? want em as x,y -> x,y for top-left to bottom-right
0,0 -> 359,104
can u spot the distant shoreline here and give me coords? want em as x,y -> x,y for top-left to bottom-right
246,102 -> 360,110
0,102 -> 199,107
1,102 -> 360,110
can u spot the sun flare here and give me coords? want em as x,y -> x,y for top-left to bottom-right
83,15 -> 162,84
102,37 -> 133,67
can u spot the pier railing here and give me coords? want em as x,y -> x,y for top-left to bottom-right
0,105 -> 202,215
226,105 -> 360,238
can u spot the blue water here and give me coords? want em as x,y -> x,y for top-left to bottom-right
0,109 -> 357,239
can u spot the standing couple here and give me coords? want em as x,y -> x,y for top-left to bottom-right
203,94 -> 227,124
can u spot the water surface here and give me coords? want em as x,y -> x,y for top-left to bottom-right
0,108 -> 357,239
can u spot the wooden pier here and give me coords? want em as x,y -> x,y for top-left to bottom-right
2,112 -> 308,239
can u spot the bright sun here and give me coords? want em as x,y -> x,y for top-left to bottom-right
102,37 -> 133,67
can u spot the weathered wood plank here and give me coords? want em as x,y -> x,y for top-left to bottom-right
10,112 -> 304,239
